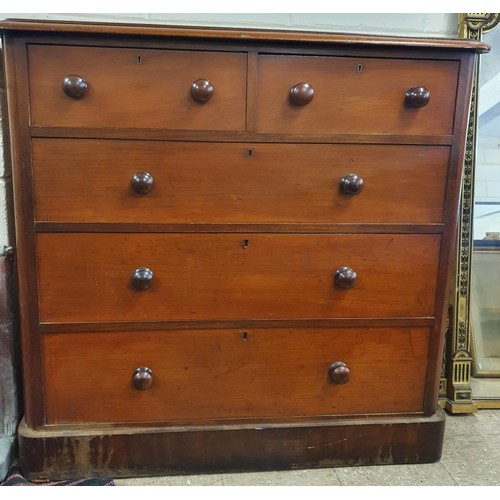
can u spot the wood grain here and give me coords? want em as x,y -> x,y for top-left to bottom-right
43,327 -> 430,424
36,233 -> 441,323
32,139 -> 450,224
28,45 -> 247,130
257,55 -> 459,135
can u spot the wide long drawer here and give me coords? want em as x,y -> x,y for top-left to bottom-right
43,327 -> 430,424
37,233 -> 441,323
32,140 -> 450,225
28,45 -> 247,130
256,55 -> 459,135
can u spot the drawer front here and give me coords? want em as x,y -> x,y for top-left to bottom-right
33,139 -> 450,224
256,55 -> 459,135
28,45 -> 247,130
37,233 -> 440,323
43,327 -> 429,424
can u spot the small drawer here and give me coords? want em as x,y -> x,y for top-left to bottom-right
27,45 -> 247,130
256,55 -> 459,135
43,327 -> 430,424
36,233 -> 440,323
32,139 -> 450,225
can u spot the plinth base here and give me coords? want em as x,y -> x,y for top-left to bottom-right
18,410 -> 446,481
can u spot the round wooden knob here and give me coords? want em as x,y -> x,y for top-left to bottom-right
132,367 -> 153,390
405,86 -> 431,108
131,267 -> 154,290
334,266 -> 357,289
191,79 -> 214,103
62,74 -> 88,99
340,174 -> 364,195
328,361 -> 350,385
131,172 -> 154,194
289,82 -> 314,106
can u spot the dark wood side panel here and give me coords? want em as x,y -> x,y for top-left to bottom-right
27,45 -> 247,130
36,233 -> 441,323
2,34 -> 45,428
32,139 -> 450,225
43,327 -> 429,424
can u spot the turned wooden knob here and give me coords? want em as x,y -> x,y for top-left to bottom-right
131,267 -> 154,290
405,86 -> 431,108
340,174 -> 364,195
289,82 -> 314,106
131,172 -> 154,194
132,367 -> 153,390
62,74 -> 88,99
334,266 -> 357,289
328,361 -> 350,385
191,78 -> 214,103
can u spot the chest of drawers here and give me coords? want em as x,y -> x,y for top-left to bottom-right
0,20 -> 487,480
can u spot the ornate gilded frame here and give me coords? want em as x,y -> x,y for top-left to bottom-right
440,13 -> 500,413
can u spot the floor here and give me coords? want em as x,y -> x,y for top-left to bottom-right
114,409 -> 500,486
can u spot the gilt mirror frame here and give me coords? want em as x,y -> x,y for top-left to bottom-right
441,13 -> 500,414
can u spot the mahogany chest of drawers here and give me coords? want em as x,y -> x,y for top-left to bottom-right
0,19 -> 487,479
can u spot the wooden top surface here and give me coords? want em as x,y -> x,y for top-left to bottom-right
0,18 -> 491,53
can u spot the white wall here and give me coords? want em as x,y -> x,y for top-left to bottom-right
0,13 -> 459,37
0,13 -> 459,248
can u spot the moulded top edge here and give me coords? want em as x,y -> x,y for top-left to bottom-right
0,18 -> 491,53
